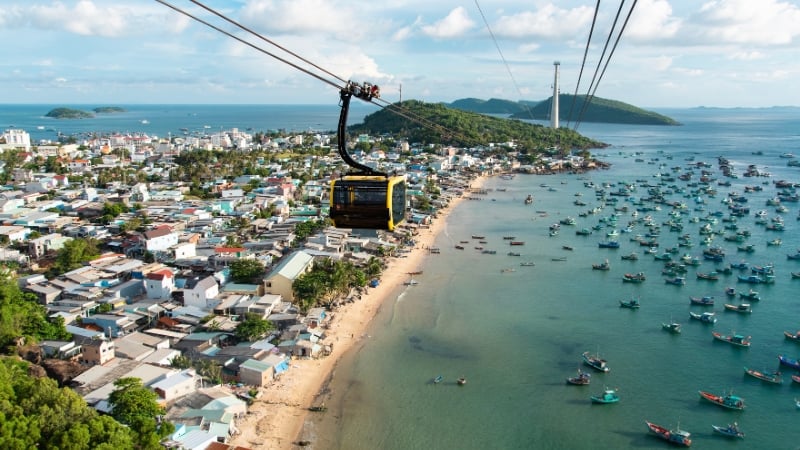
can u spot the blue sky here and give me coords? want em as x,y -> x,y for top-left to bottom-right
2,0 -> 799,108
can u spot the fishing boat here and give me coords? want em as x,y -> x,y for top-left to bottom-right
664,276 -> 686,285
792,271 -> 800,279
695,271 -> 719,281
712,331 -> 751,347
619,298 -> 640,309
404,279 -> 419,286
793,374 -> 800,384
689,311 -> 717,324
566,369 -> 591,385
645,421 -> 692,447
738,289 -> 760,301
590,388 -> 619,404
795,398 -> 800,409
724,303 -> 752,313
712,423 -> 745,439
698,390 -> 745,410
519,262 -> 536,267
502,236 -> 515,240
620,252 -> 639,261
784,330 -> 800,341
623,272 -> 646,283
689,296 -> 714,306
582,351 -> 610,372
457,376 -> 467,385
767,238 -> 782,246
778,355 -> 800,370
524,194 -> 533,205
510,241 -> 525,246
562,245 -> 573,251
592,260 -> 610,271
433,375 -> 443,384
725,287 -> 736,296
455,245 -> 465,250
743,367 -> 782,384
507,251 -> 521,256
598,241 -> 620,249
575,228 -> 593,236
662,321 -> 682,333
737,274 -> 764,284
551,256 -> 567,262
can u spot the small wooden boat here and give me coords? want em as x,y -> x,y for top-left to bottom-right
623,272 -> 646,283
308,403 -> 327,412
433,375 -> 443,384
744,367 -> 782,384
725,287 -> 736,296
664,276 -> 686,285
590,388 -> 619,404
566,369 -> 591,385
784,331 -> 800,341
696,271 -> 719,281
551,256 -> 567,262
712,331 -> 751,347
689,311 -> 716,323
699,390 -> 745,410
502,236 -> 516,240
645,421 -> 692,447
598,241 -> 620,249
738,289 -> 760,301
471,235 -> 485,239
793,374 -> 800,384
792,271 -> 800,279
712,423 -> 744,439
507,251 -> 521,256
562,245 -> 573,251
795,398 -> 800,409
689,296 -> 714,306
510,241 -> 525,246
724,303 -> 752,313
662,321 -> 682,333
500,268 -> 516,273
619,298 -> 640,309
457,376 -> 467,385
520,262 -> 535,267
620,252 -> 639,261
592,260 -> 610,271
778,355 -> 800,370
582,351 -> 610,372
455,245 -> 465,250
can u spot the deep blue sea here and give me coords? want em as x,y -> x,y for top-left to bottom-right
4,104 -> 800,449
0,104 -> 374,141
294,107 -> 800,450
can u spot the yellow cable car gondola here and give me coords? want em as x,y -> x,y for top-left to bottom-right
329,82 -> 406,231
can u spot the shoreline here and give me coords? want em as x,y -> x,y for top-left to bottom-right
230,176 -> 488,450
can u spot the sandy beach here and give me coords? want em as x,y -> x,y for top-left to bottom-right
230,176 -> 486,450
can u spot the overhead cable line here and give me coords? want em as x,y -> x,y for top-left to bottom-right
565,0 -> 601,128
155,0 -> 480,147
574,0 -> 638,131
473,0 -> 536,121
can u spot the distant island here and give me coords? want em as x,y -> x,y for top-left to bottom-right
447,95 -> 680,126
44,108 -> 95,119
44,106 -> 126,119
93,106 -> 126,114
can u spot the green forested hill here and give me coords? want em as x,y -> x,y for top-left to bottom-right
448,95 -> 679,125
349,100 -> 607,151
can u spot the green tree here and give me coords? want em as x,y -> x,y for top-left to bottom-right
108,377 -> 174,449
0,275 -> 70,348
234,313 -> 274,342
229,258 -> 265,283
52,238 -> 100,275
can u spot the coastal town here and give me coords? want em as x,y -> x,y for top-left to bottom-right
0,125 -> 599,450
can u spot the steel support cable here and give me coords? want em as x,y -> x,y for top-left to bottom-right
565,0 -> 601,128
473,0 -> 535,121
573,0 -> 626,130
575,0 -> 638,131
157,0 -> 480,147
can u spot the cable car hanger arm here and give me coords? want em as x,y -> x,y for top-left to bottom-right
338,81 -> 386,177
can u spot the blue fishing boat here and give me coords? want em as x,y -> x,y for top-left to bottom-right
590,388 -> 619,404
619,298 -> 641,309
712,423 -> 744,439
598,241 -> 620,249
689,296 -> 714,306
689,311 -> 717,323
433,375 -> 443,384
744,367 -> 782,384
778,355 -> 800,370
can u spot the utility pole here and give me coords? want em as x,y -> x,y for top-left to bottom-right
551,61 -> 560,129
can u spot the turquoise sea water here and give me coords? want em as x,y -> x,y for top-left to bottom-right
304,108 -> 800,450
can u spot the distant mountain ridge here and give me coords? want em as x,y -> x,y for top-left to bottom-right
447,95 -> 679,126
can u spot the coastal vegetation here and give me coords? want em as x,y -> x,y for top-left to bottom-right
449,95 -> 679,125
45,107 -> 95,119
350,100 -> 607,151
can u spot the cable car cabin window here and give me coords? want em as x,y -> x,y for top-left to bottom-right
330,177 -> 405,231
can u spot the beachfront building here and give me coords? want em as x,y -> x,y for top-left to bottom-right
263,250 -> 314,302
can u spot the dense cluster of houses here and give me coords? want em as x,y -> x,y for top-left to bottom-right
0,127 -> 506,449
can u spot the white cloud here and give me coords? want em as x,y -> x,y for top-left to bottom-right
241,0 -> 366,41
625,0 -> 682,41
421,7 -> 475,39
491,4 -> 595,39
27,1 -> 131,37
729,51 -> 763,61
692,0 -> 800,45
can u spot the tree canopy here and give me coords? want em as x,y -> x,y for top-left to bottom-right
234,313 -> 274,342
0,357 -> 134,449
0,273 -> 70,348
229,258 -> 265,283
108,377 -> 174,449
51,238 -> 100,276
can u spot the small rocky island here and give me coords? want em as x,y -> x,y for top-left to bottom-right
45,108 -> 95,119
93,107 -> 126,114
